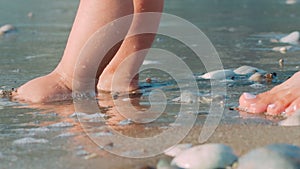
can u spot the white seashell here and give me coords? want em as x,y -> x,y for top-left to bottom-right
200,69 -> 235,80
280,31 -> 300,44
234,65 -> 266,75
13,137 -> 48,145
164,143 -> 193,157
0,24 -> 15,34
237,144 -> 300,169
171,144 -> 237,169
279,110 -> 300,126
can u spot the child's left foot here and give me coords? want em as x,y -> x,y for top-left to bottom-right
12,71 -> 72,103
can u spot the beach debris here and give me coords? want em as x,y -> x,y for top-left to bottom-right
237,144 -> 300,169
272,46 -> 293,53
279,110 -> 300,126
0,24 -> 15,35
234,65 -> 266,75
164,144 -> 193,157
200,69 -> 235,80
12,137 -> 48,145
145,77 -> 152,83
279,31 -> 299,44
171,144 -> 237,169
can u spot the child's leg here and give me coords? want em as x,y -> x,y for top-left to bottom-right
97,0 -> 164,92
13,0 -> 134,103
239,71 -> 300,115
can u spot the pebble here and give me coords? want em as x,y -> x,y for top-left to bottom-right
200,69 -> 236,80
248,72 -> 264,82
279,58 -> 284,67
279,110 -> 300,126
164,144 -> 193,157
171,144 -> 237,169
12,137 -> 48,145
279,31 -> 299,44
237,144 -> 300,169
0,24 -> 15,35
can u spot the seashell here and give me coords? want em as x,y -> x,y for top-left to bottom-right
234,65 -> 266,75
279,31 -> 299,44
164,143 -> 193,157
0,24 -> 15,35
279,110 -> 300,126
171,144 -> 237,169
200,69 -> 235,80
237,144 -> 300,169
286,0 -> 297,5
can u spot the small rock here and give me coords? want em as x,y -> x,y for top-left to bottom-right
279,58 -> 284,67
164,143 -> 193,157
237,144 -> 300,169
280,31 -> 299,44
248,72 -> 264,82
13,137 -> 48,145
171,144 -> 237,169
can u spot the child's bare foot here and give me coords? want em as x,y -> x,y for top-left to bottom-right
13,71 -> 72,103
239,71 -> 300,115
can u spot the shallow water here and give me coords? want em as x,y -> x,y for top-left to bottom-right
1,0 -> 300,168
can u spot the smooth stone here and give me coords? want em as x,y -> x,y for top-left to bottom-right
164,143 -> 193,157
237,144 -> 300,169
234,65 -> 266,75
279,111 -> 300,126
0,24 -> 15,34
200,69 -> 235,80
280,31 -> 300,44
248,72 -> 264,82
13,137 -> 48,145
171,144 -> 237,169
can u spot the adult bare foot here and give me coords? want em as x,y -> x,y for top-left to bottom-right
12,71 -> 72,103
239,71 -> 300,115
